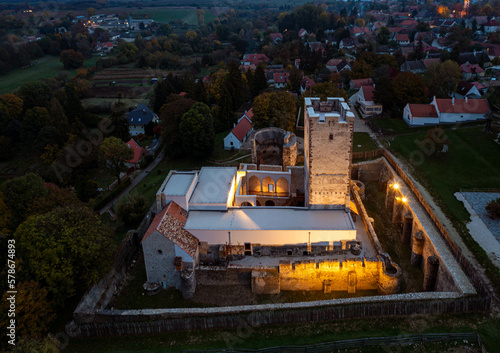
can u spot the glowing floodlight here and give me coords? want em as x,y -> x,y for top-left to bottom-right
393,183 -> 400,189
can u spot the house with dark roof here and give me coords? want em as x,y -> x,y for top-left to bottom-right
125,139 -> 148,167
484,18 -> 500,33
356,86 -> 382,117
339,37 -> 356,50
400,60 -> 427,73
455,81 -> 482,99
127,104 -> 159,136
403,97 -> 490,126
300,76 -> 315,95
142,201 -> 199,290
326,59 -> 351,73
224,109 -> 253,150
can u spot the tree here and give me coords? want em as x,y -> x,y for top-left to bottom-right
18,81 -> 52,111
14,205 -> 114,306
253,91 -> 297,131
392,72 -> 426,109
414,37 -> 425,61
0,281 -> 54,339
0,173 -> 48,229
425,60 -> 462,98
157,23 -> 173,37
160,96 -> 197,158
20,107 -> 50,142
378,26 -> 391,45
99,137 -> 134,184
60,49 -> 84,69
179,102 -> 215,159
252,65 -> 268,97
351,59 -> 373,79
87,7 -> 95,18
0,94 -> 23,119
486,198 -> 500,218
116,194 -> 148,226
308,82 -> 348,101
0,191 -> 12,237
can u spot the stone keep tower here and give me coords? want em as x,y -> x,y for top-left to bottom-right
304,97 -> 354,210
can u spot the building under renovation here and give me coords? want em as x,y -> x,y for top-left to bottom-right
142,97 -> 401,298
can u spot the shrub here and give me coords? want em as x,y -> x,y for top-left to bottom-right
116,194 -> 148,226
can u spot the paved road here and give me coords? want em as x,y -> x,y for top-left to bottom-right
99,151 -> 164,216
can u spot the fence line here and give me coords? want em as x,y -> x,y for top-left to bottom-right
353,149 -> 383,160
181,332 -> 486,353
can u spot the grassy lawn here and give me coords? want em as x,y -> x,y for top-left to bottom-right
390,127 -> 500,221
372,118 -> 414,134
137,136 -> 154,148
0,55 -> 99,95
132,8 -> 215,26
353,132 -> 380,152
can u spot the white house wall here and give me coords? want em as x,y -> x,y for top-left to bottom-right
186,229 -> 358,246
224,133 -> 242,150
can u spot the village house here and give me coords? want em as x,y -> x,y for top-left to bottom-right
223,109 -> 254,150
125,139 -> 148,168
349,78 -> 373,90
461,62 -> 485,80
127,104 -> 159,136
270,33 -> 283,44
403,97 -> 490,126
326,59 -> 351,73
300,76 -> 315,95
357,85 -> 383,117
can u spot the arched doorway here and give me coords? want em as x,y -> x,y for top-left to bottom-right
265,200 -> 275,206
240,201 -> 253,207
248,175 -> 261,194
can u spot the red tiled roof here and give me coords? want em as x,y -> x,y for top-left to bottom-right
270,33 -> 283,41
298,28 -> 307,36
461,63 -> 485,74
143,202 -> 198,258
244,108 -> 254,120
273,72 -> 290,83
231,116 -> 252,142
422,58 -> 441,68
409,104 -> 439,118
472,82 -> 487,90
395,34 -> 410,42
244,54 -> 270,65
361,86 -> 375,101
126,139 -> 147,164
351,27 -> 369,34
485,20 -> 500,26
435,99 -> 490,114
326,59 -> 343,67
352,78 -> 373,88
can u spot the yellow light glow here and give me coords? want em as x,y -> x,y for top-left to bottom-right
393,183 -> 399,189
402,197 -> 407,203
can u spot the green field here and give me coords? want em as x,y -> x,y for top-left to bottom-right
0,55 -> 99,95
132,8 -> 215,26
353,132 -> 380,152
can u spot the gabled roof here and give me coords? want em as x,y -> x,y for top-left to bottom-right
270,33 -> 283,41
459,51 -> 490,65
273,72 -> 290,84
351,78 -> 373,88
143,202 -> 198,258
243,53 -> 270,65
485,19 -> 500,27
360,85 -> 375,102
395,34 -> 410,42
351,26 -> 369,34
231,115 -> 252,142
408,104 -> 439,118
461,63 -> 485,74
126,139 -> 147,164
435,98 -> 490,114
127,104 -> 156,125
301,76 -> 315,90
401,60 -> 426,71
298,28 -> 308,36
244,108 -> 254,121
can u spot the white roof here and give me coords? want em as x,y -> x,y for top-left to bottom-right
185,208 -> 355,231
162,172 -> 196,196
189,167 -> 237,205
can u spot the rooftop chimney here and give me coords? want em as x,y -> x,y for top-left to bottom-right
465,96 -> 468,102
452,97 -> 455,105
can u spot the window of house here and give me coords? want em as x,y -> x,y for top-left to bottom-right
230,141 -> 233,145
158,249 -> 162,254
329,133 -> 334,141
269,184 -> 274,192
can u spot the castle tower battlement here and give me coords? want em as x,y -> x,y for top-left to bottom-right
304,97 -> 355,210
